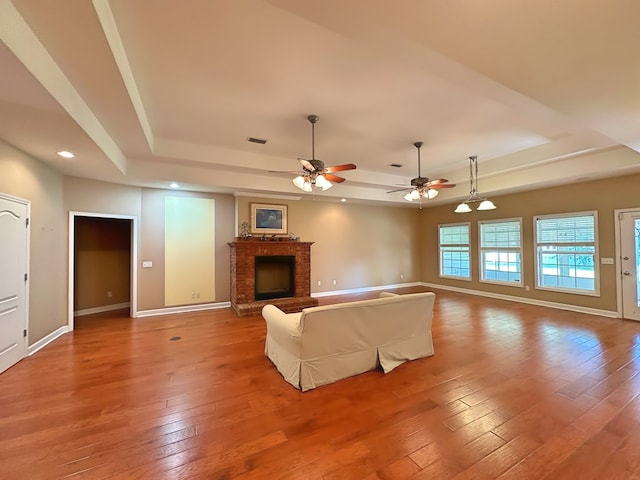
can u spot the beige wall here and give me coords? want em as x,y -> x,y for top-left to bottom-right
139,188 -> 234,310
64,176 -> 142,313
420,172 -> 640,312
64,178 -> 234,311
64,176 -> 142,218
236,197 -> 422,293
0,140 -> 66,344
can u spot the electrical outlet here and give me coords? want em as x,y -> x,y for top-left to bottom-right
107,291 -> 112,298
332,279 -> 337,286
400,274 -> 404,280
317,281 -> 321,286
525,285 -> 530,291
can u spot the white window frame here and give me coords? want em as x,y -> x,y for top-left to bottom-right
439,222 -> 471,280
534,211 -> 600,296
479,218 -> 523,287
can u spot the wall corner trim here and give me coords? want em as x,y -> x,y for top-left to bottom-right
28,326 -> 70,357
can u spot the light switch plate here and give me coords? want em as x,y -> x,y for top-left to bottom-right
142,261 -> 153,268
601,258 -> 614,264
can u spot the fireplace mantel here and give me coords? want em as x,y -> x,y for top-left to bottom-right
228,240 -> 318,316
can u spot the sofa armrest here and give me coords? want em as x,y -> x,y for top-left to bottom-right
378,291 -> 399,298
262,304 -> 303,337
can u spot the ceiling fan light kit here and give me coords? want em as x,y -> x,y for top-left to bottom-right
403,187 -> 438,202
292,175 -> 313,192
290,115 -> 356,193
454,155 -> 497,213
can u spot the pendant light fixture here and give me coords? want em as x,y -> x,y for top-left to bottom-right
454,156 -> 496,213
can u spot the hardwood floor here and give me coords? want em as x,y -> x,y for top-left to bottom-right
2,288 -> 640,479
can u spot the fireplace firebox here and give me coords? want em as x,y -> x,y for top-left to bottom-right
255,255 -> 295,300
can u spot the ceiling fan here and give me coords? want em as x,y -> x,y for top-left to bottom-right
387,141 -> 456,202
278,115 -> 356,192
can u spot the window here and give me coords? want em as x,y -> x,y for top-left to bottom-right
479,219 -> 522,286
534,211 -> 599,295
439,223 -> 470,280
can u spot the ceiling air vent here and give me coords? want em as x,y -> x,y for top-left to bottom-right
247,137 -> 267,144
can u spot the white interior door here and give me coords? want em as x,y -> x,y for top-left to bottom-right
0,194 -> 29,374
620,211 -> 640,321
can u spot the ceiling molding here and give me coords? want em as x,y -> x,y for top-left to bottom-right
0,0 -> 127,174
93,0 -> 154,152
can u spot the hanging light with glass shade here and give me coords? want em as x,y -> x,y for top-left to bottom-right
454,155 -> 496,213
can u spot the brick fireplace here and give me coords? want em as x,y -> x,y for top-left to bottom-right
228,240 -> 318,316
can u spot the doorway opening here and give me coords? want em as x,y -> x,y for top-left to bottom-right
68,212 -> 138,330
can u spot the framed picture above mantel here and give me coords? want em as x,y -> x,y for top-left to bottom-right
250,203 -> 288,234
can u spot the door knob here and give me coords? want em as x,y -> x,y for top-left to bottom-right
623,271 -> 631,276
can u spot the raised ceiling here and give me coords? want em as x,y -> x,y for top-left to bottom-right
1,0 -> 639,206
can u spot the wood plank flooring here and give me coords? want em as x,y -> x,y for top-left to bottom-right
2,287 -> 640,479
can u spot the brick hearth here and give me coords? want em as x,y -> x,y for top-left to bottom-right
228,240 -> 318,316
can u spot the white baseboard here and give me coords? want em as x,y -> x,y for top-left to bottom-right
311,282 -> 422,298
74,302 -> 130,317
28,325 -> 70,356
136,301 -> 231,318
421,282 -> 618,318
311,281 -> 618,318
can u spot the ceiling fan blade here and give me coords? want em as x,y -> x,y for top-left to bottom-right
323,173 -> 346,183
269,170 -> 304,174
428,178 -> 449,185
429,183 -> 456,189
324,163 -> 357,173
387,187 -> 412,194
298,158 -> 315,171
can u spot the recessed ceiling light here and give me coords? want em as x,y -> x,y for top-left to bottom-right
170,182 -> 180,189
57,150 -> 75,158
340,198 -> 347,202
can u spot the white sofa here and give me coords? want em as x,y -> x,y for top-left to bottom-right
261,291 -> 436,391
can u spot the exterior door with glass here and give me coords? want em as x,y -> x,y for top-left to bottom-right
620,211 -> 640,321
